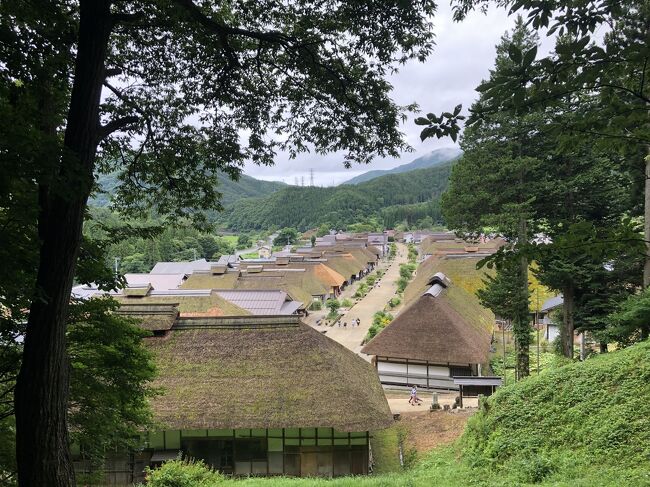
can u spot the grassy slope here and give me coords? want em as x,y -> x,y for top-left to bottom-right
210,341 -> 650,486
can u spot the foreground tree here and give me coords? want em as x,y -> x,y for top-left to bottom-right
451,0 -> 650,283
2,1 -> 438,485
435,18 -> 541,377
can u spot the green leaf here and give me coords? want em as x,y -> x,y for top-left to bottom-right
414,117 -> 430,126
508,44 -> 522,64
523,46 -> 537,66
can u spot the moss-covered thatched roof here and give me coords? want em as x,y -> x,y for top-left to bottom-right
146,317 -> 393,432
404,255 -> 493,307
180,271 -> 240,290
321,254 -> 364,280
114,292 -> 249,317
361,278 -> 491,365
115,303 -> 179,331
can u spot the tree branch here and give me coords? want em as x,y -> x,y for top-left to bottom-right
173,0 -> 294,45
98,115 -> 139,140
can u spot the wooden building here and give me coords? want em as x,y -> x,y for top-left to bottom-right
74,312 -> 393,483
361,273 -> 492,390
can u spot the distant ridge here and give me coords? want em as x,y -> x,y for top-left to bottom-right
341,147 -> 462,185
92,170 -> 286,208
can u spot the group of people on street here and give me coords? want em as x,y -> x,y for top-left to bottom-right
337,318 -> 361,328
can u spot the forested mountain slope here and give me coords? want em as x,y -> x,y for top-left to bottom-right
93,170 -> 286,208
218,160 -> 454,230
341,148 -> 462,185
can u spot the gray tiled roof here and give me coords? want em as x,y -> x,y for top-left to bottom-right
541,295 -> 564,312
149,259 -> 212,275
214,290 -> 301,315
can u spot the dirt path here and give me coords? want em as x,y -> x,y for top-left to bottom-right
306,243 -> 408,358
384,390 -> 478,413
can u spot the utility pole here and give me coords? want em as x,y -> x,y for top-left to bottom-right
114,257 -> 120,276
536,288 -> 540,375
502,320 -> 507,385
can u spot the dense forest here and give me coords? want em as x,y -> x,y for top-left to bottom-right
218,161 -> 453,231
93,170 -> 287,208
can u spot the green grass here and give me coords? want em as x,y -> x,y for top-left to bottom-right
219,235 -> 239,245
145,342 -> 650,487
240,252 -> 259,259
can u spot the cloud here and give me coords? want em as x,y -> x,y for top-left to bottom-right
243,4 -> 553,186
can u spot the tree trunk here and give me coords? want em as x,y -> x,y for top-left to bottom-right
561,284 -> 575,359
644,153 -> 650,288
600,342 -> 608,353
514,217 -> 530,379
14,2 -> 112,486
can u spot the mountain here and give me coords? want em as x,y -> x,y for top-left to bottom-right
341,147 -> 462,185
217,158 -> 455,231
92,170 -> 286,208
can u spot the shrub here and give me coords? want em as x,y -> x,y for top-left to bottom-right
367,275 -> 377,286
309,300 -> 322,311
397,277 -> 409,293
389,297 -> 401,308
341,298 -> 353,308
141,459 -> 223,487
325,298 -> 340,318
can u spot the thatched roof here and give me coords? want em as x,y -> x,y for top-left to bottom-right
320,254 -> 364,280
114,291 -> 249,317
146,316 -> 393,432
115,303 -> 179,331
403,255 -> 493,309
181,268 -> 317,306
362,276 -> 491,365
180,271 -> 240,290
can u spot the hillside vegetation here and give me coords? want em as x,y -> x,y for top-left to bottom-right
219,161 -> 453,231
93,170 -> 286,208
146,341 -> 650,486
341,147 -> 462,185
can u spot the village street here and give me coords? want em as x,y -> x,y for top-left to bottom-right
305,243 -> 408,359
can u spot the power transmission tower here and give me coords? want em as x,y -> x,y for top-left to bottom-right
309,168 -> 314,187
294,177 -> 299,186
301,176 -> 304,186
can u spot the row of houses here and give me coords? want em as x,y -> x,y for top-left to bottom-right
74,241 -> 382,312
70,237 -> 391,483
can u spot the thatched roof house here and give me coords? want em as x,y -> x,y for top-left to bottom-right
148,316 -> 392,433
85,312 -> 393,480
362,273 -> 492,390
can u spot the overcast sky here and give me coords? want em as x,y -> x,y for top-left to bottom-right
242,4 -> 552,186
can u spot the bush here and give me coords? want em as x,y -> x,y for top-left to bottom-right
309,300 -> 322,311
341,298 -> 353,308
389,297 -> 401,308
354,282 -> 369,298
366,310 -> 394,341
367,275 -> 377,286
397,277 -> 409,293
141,459 -> 223,487
325,298 -> 340,318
